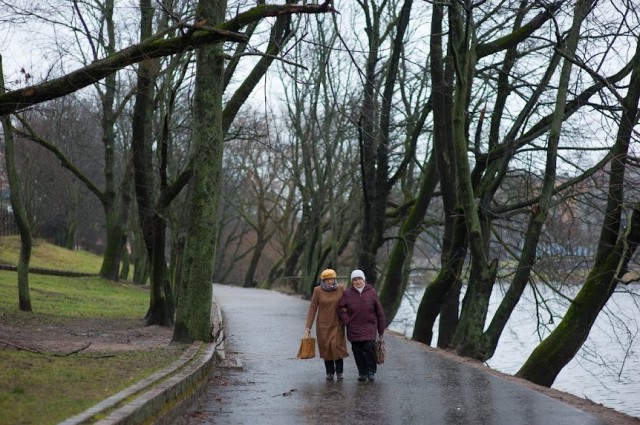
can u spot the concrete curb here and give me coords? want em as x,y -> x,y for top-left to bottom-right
58,296 -> 225,425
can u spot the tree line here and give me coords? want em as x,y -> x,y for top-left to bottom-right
1,0 -> 639,389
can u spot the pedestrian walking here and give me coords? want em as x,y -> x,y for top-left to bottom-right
305,269 -> 349,380
338,269 -> 386,382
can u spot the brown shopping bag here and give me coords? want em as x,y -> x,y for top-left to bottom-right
376,339 -> 385,365
296,329 -> 316,359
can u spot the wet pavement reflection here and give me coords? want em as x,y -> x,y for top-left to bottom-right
181,285 -> 605,425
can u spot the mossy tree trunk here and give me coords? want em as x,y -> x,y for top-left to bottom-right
517,203 -> 640,387
413,215 -> 467,346
172,0 -> 321,332
100,212 -> 127,280
443,1 -> 501,359
172,0 -> 226,343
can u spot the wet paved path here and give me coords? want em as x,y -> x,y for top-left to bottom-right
182,284 -> 605,425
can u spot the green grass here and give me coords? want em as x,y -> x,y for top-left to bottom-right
0,272 -> 149,317
0,235 -> 103,273
0,237 -> 184,424
0,349 -> 178,425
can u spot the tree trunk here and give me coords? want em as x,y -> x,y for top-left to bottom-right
100,216 -> 125,280
130,0 -> 173,326
146,215 -> 174,325
300,203 -> 322,296
412,0 -> 463,346
517,204 -> 640,386
95,0 -> 123,282
0,55 -> 32,312
443,2 -> 500,360
243,238 -> 266,288
64,219 -> 77,250
413,214 -> 468,345
133,256 -> 150,285
428,218 -> 466,342
438,277 -> 462,348
378,152 -> 438,322
172,0 -> 226,343
119,244 -> 130,280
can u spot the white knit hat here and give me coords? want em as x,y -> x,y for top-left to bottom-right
350,269 -> 366,282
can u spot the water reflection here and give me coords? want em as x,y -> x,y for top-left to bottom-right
298,379 -> 390,424
389,282 -> 640,418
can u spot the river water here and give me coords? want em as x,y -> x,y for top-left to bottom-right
388,281 -> 640,418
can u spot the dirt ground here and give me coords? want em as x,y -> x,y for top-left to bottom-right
1,317 -> 638,425
0,315 -> 173,354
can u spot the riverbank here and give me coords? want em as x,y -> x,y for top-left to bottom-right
389,281 -> 640,418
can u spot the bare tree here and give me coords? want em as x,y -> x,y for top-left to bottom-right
517,24 -> 640,387
0,55 -> 32,312
351,0 -> 416,286
16,96 -> 104,249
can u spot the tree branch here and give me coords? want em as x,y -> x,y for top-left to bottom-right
0,339 -> 42,354
475,1 -> 564,58
13,117 -> 106,205
0,3 -> 335,116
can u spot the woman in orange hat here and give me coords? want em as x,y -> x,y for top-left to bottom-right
305,268 -> 349,380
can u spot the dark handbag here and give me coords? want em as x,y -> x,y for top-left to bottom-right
297,329 -> 316,359
376,339 -> 385,364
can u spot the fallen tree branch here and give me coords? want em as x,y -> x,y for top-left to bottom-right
53,342 -> 92,357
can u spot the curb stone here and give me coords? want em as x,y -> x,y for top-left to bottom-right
58,295 -> 225,425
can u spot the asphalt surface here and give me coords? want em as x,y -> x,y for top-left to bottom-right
181,284 -> 605,425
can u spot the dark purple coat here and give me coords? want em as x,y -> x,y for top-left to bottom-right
338,284 -> 386,342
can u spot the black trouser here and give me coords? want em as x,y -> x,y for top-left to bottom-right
324,359 -> 344,375
351,340 -> 377,375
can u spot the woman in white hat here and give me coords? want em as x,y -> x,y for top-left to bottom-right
338,269 -> 386,382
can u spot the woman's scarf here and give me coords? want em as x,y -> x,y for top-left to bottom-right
321,281 -> 338,291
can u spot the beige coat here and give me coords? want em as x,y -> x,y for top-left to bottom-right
305,284 -> 349,360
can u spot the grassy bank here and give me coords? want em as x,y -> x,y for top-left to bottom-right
0,237 -> 183,424
0,236 -> 105,273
